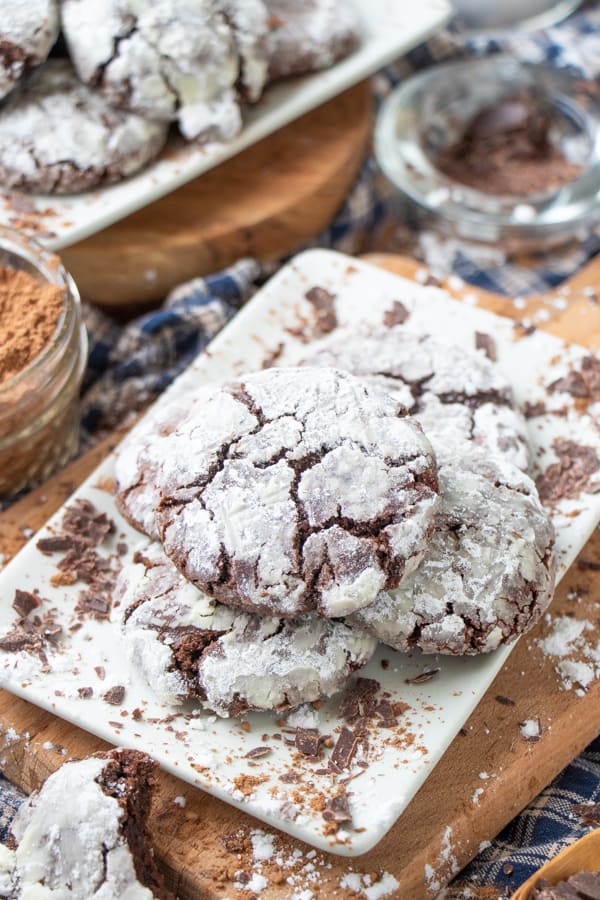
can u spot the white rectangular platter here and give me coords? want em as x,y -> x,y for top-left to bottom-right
0,249 -> 599,857
0,0 -> 450,251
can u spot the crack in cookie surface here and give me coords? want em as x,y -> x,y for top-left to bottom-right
114,540 -> 376,716
146,367 -> 439,618
350,446 -> 556,655
297,325 -> 531,472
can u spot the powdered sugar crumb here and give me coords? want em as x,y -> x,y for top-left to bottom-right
537,616 -> 600,691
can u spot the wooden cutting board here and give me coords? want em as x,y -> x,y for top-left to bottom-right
59,82 -> 372,309
1,253 -> 600,899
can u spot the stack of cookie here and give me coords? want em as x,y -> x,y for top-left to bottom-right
114,329 -> 556,718
0,0 -> 360,194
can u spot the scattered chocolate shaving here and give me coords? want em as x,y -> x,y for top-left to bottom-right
523,401 -> 547,419
495,695 -> 516,707
132,708 -> 143,721
36,536 -> 76,554
322,791 -> 353,826
537,439 -> 600,504
75,590 -> 111,621
549,356 -> 600,407
475,332 -> 497,362
279,771 -> 299,784
571,802 -> 600,826
405,668 -> 440,685
383,301 -> 409,327
338,678 -> 379,722
578,558 -> 600,571
328,727 -> 363,773
12,590 -> 40,618
503,864 -> 514,876
295,728 -> 321,759
374,700 -> 398,728
103,685 -> 126,705
261,341 -> 285,369
305,286 -> 337,337
244,746 -> 272,759
94,666 -> 106,680
77,687 -> 93,699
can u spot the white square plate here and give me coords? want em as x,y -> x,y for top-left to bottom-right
0,0 -> 450,251
0,250 -> 598,856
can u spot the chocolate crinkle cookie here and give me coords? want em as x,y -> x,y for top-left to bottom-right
115,367 -> 440,618
0,0 -> 59,100
298,325 -> 531,472
350,446 -> 556,655
115,540 -> 377,717
0,60 -> 169,194
0,749 -> 173,899
265,0 -> 360,80
61,0 -> 269,140
531,872 -> 600,899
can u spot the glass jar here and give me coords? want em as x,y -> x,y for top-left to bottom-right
375,56 -> 600,251
0,228 -> 87,496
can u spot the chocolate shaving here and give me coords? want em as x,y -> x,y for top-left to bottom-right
405,668 -> 440,685
475,332 -> 497,362
571,802 -> 600,826
12,590 -> 40,618
338,678 -> 380,722
244,746 -> 272,759
322,791 -> 353,826
103,685 -> 125,705
77,687 -> 93,699
295,727 -> 321,759
523,401 -> 547,419
279,771 -> 299,784
495,695 -> 516,707
383,301 -> 409,327
36,536 -> 76,554
374,700 -> 398,728
537,439 -> 600,504
305,286 -> 337,337
94,666 -> 106,680
328,727 -> 363,773
549,356 -> 600,406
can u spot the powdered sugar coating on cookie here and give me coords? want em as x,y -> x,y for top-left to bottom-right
61,0 -> 268,141
266,0 -> 360,80
5,754 -> 157,898
147,367 -> 439,618
350,447 -> 556,655
298,325 -> 531,471
116,540 -> 377,716
0,61 -> 168,194
0,0 -> 59,100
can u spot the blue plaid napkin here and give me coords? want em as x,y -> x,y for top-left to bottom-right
2,3 -> 600,894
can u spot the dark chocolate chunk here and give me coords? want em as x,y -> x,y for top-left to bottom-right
338,678 -> 379,722
475,332 -> 497,362
328,727 -> 363,773
103,685 -> 125,705
12,590 -> 40,618
322,791 -> 353,826
405,668 -> 440,685
495,695 -> 516,707
571,802 -> 600,826
383,301 -> 409,327
295,728 -> 321,759
244,746 -> 272,759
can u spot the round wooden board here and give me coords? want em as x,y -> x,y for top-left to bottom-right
61,82 -> 372,309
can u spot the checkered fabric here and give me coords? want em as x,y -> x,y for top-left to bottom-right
1,2 -> 600,894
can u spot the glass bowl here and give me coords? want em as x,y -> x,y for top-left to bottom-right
375,55 -> 600,251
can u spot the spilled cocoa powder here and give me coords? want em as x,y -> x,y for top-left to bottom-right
0,265 -> 64,386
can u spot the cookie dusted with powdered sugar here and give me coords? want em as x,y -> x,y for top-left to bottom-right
266,0 -> 360,80
298,325 -> 531,471
0,0 -> 59,100
115,541 -> 377,716
122,366 -> 439,618
350,447 -> 556,655
0,749 -> 172,898
0,61 -> 168,194
61,0 -> 269,141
